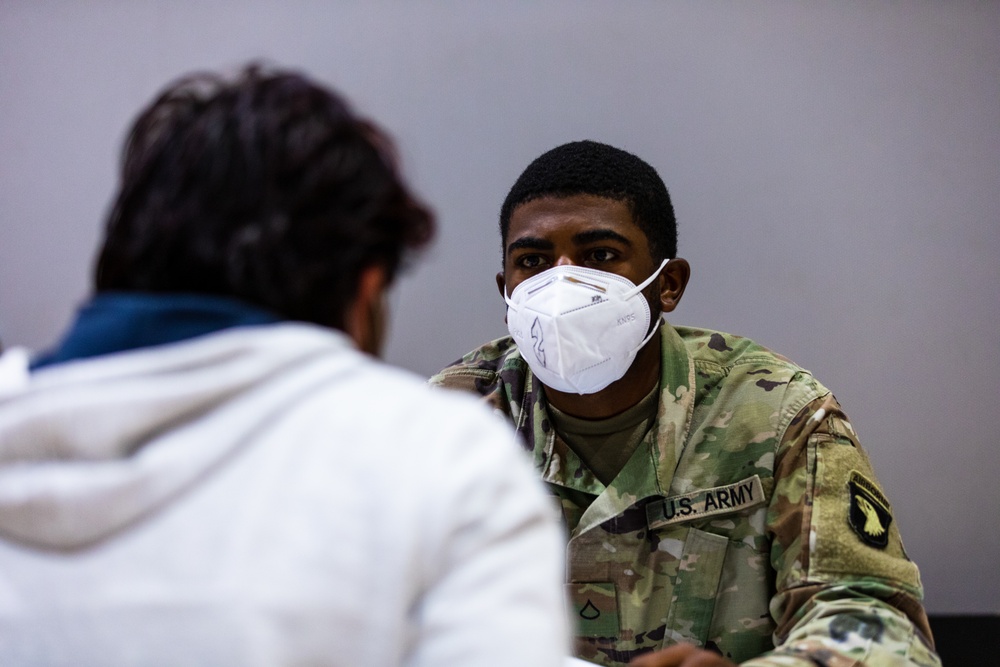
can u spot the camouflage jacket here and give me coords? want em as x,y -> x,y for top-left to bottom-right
429,324 -> 939,667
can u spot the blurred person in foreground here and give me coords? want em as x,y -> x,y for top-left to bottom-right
430,141 -> 939,667
0,65 -> 566,666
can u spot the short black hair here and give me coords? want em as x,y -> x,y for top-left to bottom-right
499,140 -> 676,262
95,64 -> 434,331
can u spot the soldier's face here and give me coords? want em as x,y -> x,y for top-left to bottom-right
497,193 -> 661,302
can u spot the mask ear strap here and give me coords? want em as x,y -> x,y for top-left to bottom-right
637,317 -> 663,350
626,258 -> 670,299
503,291 -> 516,311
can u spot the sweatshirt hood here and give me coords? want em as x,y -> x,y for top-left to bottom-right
0,324 -> 363,551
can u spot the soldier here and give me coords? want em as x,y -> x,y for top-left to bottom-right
431,140 -> 940,667
0,66 -> 567,666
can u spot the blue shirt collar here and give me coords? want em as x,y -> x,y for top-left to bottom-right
32,292 -> 283,370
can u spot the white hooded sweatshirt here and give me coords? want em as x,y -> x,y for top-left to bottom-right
0,324 -> 567,666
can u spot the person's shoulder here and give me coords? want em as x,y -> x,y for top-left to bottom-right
222,323 -> 492,424
675,325 -> 804,371
306,340 -> 505,425
674,324 -> 829,399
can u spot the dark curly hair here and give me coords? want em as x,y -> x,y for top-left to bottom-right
95,64 -> 434,330
499,140 -> 676,262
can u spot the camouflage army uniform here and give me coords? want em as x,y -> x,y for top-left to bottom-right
429,323 -> 939,667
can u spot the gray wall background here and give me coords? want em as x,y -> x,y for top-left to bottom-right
2,1 -> 997,614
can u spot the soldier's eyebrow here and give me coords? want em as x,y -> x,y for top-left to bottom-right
506,236 -> 553,258
572,229 -> 632,247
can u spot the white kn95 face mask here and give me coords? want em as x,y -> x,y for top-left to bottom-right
504,259 -> 668,395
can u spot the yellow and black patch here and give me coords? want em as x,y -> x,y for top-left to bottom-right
847,471 -> 892,549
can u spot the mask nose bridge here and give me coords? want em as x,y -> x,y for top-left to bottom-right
506,269 -> 569,307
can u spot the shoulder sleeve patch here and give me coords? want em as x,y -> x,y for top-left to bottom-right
807,432 -> 923,595
847,471 -> 892,549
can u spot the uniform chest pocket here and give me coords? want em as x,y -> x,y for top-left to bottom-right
660,527 -> 729,648
645,476 -> 767,649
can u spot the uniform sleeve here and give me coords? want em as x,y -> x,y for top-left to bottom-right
406,403 -> 568,667
428,364 -> 512,417
427,365 -> 487,393
743,393 -> 940,667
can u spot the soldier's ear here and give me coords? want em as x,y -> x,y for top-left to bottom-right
659,258 -> 690,314
496,272 -> 509,324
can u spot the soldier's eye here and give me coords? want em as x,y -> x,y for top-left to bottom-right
588,248 -> 617,263
517,254 -> 546,269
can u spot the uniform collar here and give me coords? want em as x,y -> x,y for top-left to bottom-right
649,321 -> 697,494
